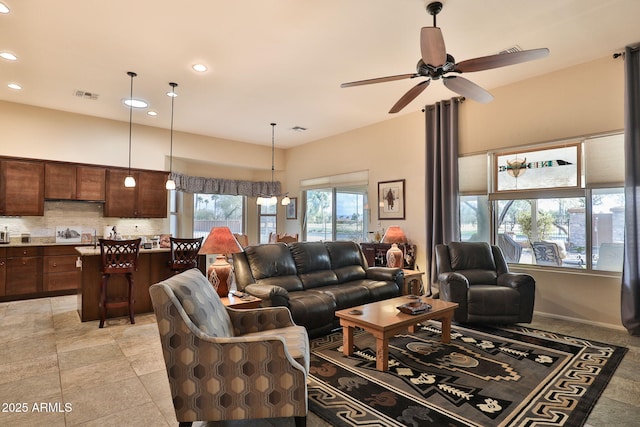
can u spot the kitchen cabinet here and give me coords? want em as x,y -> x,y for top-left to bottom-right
0,248 -> 5,296
43,246 -> 81,292
45,163 -> 106,201
104,169 -> 167,218
5,246 -> 43,295
0,159 -> 45,216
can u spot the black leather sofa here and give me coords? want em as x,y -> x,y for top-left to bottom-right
233,241 -> 403,337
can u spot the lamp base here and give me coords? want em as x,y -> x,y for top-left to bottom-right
207,254 -> 232,297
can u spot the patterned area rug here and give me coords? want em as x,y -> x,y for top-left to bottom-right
308,322 -> 627,426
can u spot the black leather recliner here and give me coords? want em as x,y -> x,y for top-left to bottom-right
435,242 -> 535,324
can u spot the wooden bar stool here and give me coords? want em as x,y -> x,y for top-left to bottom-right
98,238 -> 141,328
169,237 -> 203,274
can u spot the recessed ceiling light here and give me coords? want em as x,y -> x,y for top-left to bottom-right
0,2 -> 9,14
0,52 -> 17,61
192,64 -> 207,72
8,83 -> 22,90
123,98 -> 148,108
147,111 -> 158,116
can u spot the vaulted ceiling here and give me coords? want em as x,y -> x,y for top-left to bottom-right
1,0 -> 637,147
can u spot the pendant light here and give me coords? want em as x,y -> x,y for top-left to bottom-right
165,82 -> 178,190
257,123 -> 290,206
124,71 -> 137,188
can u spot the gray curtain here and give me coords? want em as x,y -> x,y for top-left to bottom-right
171,172 -> 281,197
425,98 -> 462,294
622,44 -> 640,336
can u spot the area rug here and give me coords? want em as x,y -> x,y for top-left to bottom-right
308,322 -> 627,427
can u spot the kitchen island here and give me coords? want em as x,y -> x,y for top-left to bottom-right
75,246 -> 188,322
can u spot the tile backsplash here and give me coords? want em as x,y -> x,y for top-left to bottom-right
1,201 -> 169,244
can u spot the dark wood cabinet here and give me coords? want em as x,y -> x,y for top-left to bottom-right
104,169 -> 167,218
43,246 -> 81,292
0,248 -> 6,296
360,243 -> 417,270
45,163 -> 105,201
5,247 -> 43,295
0,159 -> 45,216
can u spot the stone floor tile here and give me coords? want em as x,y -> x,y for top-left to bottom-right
63,377 -> 152,426
0,353 -> 59,385
57,342 -> 124,371
0,331 -> 57,364
70,401 -> 171,427
60,357 -> 137,394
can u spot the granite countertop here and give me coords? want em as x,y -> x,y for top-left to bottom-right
0,241 -> 93,248
75,246 -> 170,256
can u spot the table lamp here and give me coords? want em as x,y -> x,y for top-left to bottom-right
382,225 -> 408,268
198,227 -> 244,297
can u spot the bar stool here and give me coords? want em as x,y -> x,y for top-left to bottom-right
169,237 -> 203,274
98,238 -> 141,328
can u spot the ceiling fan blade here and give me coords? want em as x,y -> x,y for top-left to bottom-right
420,27 -> 447,66
341,73 -> 417,88
389,80 -> 431,113
443,76 -> 493,103
454,48 -> 550,73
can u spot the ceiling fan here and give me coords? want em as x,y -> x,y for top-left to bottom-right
341,1 -> 549,113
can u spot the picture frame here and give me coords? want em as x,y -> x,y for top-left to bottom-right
286,197 -> 298,220
378,179 -> 405,220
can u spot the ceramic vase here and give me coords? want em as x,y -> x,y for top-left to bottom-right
386,243 -> 404,268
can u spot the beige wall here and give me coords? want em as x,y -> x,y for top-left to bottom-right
285,55 -> 626,329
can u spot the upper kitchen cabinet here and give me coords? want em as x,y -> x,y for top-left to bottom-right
104,169 -> 167,218
0,159 -> 45,216
45,163 -> 106,201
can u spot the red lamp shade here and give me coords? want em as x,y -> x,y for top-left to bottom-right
198,227 -> 243,297
382,226 -> 408,244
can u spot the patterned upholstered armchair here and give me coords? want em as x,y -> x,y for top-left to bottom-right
149,268 -> 309,427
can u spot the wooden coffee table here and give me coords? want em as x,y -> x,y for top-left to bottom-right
336,296 -> 459,371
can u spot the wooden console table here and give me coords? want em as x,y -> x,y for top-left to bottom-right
360,242 -> 416,270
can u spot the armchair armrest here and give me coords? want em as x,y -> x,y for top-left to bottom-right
438,272 -> 469,320
227,306 -> 296,335
244,283 -> 290,307
497,272 -> 535,290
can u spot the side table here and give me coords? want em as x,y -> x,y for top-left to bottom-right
220,294 -> 262,309
402,269 -> 425,295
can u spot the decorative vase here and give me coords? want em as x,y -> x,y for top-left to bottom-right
386,243 -> 404,268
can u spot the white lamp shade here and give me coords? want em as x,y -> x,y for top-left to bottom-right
165,179 -> 176,190
124,175 -> 136,188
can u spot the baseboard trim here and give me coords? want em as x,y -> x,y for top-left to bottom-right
533,310 -> 626,332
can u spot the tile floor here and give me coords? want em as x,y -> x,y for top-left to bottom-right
0,295 -> 638,426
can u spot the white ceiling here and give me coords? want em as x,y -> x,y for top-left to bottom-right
0,0 -> 638,148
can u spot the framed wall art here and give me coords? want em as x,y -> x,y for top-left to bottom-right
378,179 -> 405,220
286,197 -> 298,220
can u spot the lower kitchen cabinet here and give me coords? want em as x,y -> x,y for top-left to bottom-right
0,248 -> 6,296
43,246 -> 81,291
5,247 -> 43,296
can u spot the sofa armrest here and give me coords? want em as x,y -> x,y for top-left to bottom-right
227,306 -> 296,335
366,266 -> 403,282
244,283 -> 290,307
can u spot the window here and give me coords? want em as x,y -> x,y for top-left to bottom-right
258,202 -> 276,244
304,186 -> 368,242
459,133 -> 625,272
193,194 -> 244,239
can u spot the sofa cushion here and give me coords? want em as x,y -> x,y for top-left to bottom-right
325,241 -> 366,269
360,279 -> 401,301
290,242 -> 338,289
244,243 -> 303,292
312,283 -> 371,310
448,241 -> 496,271
468,285 -> 520,316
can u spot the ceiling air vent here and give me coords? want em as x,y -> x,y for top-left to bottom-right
498,45 -> 522,55
74,89 -> 99,100
291,126 -> 307,132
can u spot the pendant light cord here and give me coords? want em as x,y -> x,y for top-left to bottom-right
127,71 -> 136,176
270,123 -> 276,190
169,82 -> 177,175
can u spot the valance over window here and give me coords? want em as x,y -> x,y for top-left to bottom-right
171,172 -> 281,197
